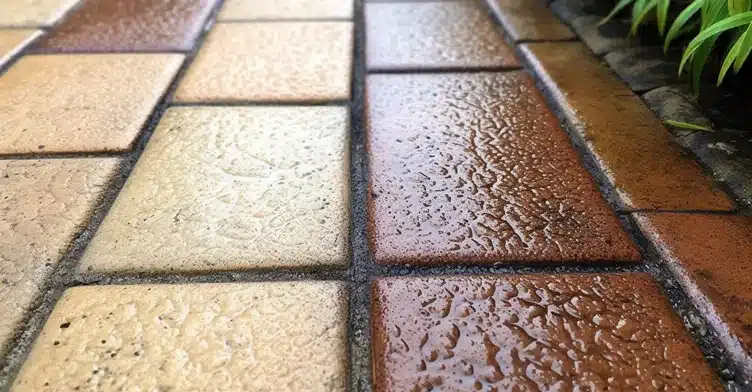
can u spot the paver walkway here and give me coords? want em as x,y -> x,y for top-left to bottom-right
0,0 -> 749,390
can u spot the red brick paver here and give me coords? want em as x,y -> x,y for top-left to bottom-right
367,72 -> 638,265
488,0 -> 575,42
372,273 -> 722,391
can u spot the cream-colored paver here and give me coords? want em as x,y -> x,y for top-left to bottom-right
12,281 -> 349,392
219,0 -> 353,20
0,29 -> 42,68
174,22 -> 352,102
0,54 -> 183,155
79,106 -> 349,274
0,0 -> 79,27
0,158 -> 120,353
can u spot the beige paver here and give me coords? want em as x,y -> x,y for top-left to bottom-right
12,281 -> 349,392
0,29 -> 42,68
0,158 -> 120,353
0,54 -> 183,155
174,22 -> 352,103
219,0 -> 353,20
0,0 -> 79,27
79,106 -> 350,274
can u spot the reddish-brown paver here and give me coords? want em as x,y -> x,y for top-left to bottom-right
34,0 -> 217,52
372,273 -> 722,392
365,2 -> 519,70
521,42 -> 733,211
634,213 -> 752,374
367,72 -> 639,265
488,0 -> 575,42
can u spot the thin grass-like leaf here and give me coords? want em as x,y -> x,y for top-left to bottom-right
599,0 -> 636,26
733,22 -> 752,71
632,0 -> 659,35
679,12 -> 752,73
657,0 -> 671,34
664,120 -> 713,131
719,33 -> 744,83
665,0 -> 704,51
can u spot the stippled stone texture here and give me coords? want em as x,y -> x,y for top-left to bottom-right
174,22 -> 352,103
0,54 -> 183,155
365,2 -> 519,70
634,213 -> 752,377
604,47 -> 679,92
0,29 -> 41,68
372,274 -> 722,391
0,0 -> 79,27
521,42 -> 733,211
79,106 -> 349,274
219,0 -> 353,20
35,0 -> 217,52
568,15 -> 631,55
13,281 -> 348,392
0,159 -> 119,353
367,72 -> 639,265
487,0 -> 575,42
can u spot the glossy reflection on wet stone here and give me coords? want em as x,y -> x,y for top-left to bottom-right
372,274 -> 722,392
367,72 -> 639,265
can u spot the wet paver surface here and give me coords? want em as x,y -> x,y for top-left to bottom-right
0,0 -> 746,390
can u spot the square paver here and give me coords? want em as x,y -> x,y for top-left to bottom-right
79,106 -> 350,274
372,273 -> 722,391
34,0 -> 217,52
365,2 -> 519,70
0,0 -> 79,27
367,72 -> 638,265
0,29 -> 42,68
0,54 -> 183,155
0,158 -> 120,353
219,0 -> 353,20
12,281 -> 348,391
174,22 -> 352,103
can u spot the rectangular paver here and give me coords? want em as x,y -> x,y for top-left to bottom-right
372,273 -> 722,391
634,213 -> 752,376
0,0 -> 79,27
521,42 -> 733,211
0,158 -> 120,353
0,29 -> 42,68
174,22 -> 352,103
12,281 -> 348,392
34,0 -> 217,52
367,72 -> 638,266
487,0 -> 575,42
365,2 -> 519,71
0,54 -> 183,155
219,0 -> 353,20
79,106 -> 350,274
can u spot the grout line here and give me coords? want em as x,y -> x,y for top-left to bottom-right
367,65 -> 523,74
218,17 -> 354,23
169,100 -> 351,107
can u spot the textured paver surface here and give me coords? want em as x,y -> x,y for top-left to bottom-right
521,42 -> 733,211
175,22 -> 352,102
0,54 -> 183,155
12,281 -> 348,392
0,29 -> 41,68
367,72 -> 638,265
0,0 -> 79,27
366,2 -> 519,70
488,0 -> 575,42
79,106 -> 350,274
372,273 -> 722,391
35,0 -> 217,52
0,159 -> 119,352
219,0 -> 353,20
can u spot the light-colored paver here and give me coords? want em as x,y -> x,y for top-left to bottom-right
174,22 -> 352,102
219,0 -> 353,20
79,106 -> 350,274
0,29 -> 42,68
0,158 -> 120,353
12,281 -> 349,392
0,54 -> 183,155
0,0 -> 80,27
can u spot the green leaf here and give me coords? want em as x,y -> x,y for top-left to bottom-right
657,0 -> 671,34
679,11 -> 752,73
664,120 -> 713,131
719,33 -> 744,84
665,0 -> 704,52
733,22 -> 752,71
729,0 -> 752,14
632,0 -> 659,35
599,0 -> 636,26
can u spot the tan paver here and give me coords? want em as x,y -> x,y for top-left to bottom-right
79,106 -> 350,274
0,29 -> 42,68
174,22 -> 352,103
219,0 -> 353,20
488,0 -> 575,42
0,54 -> 183,155
0,158 -> 120,353
521,42 -> 733,211
12,281 -> 348,392
0,0 -> 79,27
